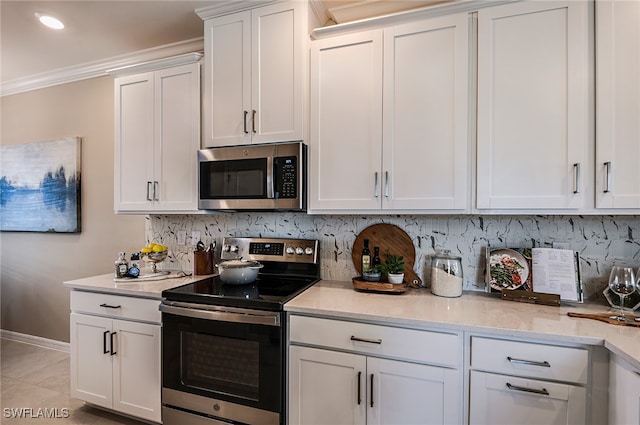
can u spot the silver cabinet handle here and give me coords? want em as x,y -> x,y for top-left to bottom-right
604,161 -> 611,193
374,172 -> 379,198
506,382 -> 549,396
350,336 -> 382,345
573,163 -> 581,194
384,171 -> 389,198
153,181 -> 159,201
146,181 -> 153,201
357,371 -> 362,405
252,110 -> 257,134
243,110 -> 249,134
507,356 -> 550,368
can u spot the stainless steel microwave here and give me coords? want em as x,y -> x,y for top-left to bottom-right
198,141 -> 306,211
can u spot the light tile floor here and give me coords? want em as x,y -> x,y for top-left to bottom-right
1,338 -> 147,425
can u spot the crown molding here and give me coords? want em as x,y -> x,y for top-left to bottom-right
195,0 -> 282,20
1,37 -> 204,97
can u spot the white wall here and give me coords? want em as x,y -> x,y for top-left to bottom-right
0,77 -> 145,342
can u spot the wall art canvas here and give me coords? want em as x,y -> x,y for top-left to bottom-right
1,137 -> 81,233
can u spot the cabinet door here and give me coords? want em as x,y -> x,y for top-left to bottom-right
368,357 -> 460,425
596,0 -> 640,209
251,1 -> 303,144
70,313 -> 113,409
203,11 -> 251,147
609,354 -> 640,425
477,1 -> 589,210
469,371 -> 586,425
289,346 -> 366,425
112,320 -> 161,423
154,63 -> 200,212
114,72 -> 154,211
383,14 -> 469,210
310,31 -> 383,211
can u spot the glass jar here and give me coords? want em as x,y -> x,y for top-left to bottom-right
430,250 -> 463,297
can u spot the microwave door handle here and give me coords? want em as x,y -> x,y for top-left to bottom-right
266,157 -> 275,199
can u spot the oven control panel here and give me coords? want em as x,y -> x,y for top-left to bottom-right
221,237 -> 319,264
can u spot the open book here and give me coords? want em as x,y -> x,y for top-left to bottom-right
485,247 -> 583,302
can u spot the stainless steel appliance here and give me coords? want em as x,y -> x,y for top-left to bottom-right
160,237 -> 320,425
198,141 -> 306,211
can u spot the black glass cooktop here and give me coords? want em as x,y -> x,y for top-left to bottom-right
162,275 -> 319,311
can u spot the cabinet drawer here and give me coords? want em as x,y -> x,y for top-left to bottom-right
471,336 -> 588,384
289,315 -> 460,367
70,291 -> 160,324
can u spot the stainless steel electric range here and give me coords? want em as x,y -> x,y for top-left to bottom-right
160,237 -> 320,425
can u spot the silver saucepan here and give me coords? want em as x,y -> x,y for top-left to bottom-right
216,259 -> 264,285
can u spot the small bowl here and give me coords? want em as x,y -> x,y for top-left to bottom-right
141,251 -> 168,272
362,270 -> 381,282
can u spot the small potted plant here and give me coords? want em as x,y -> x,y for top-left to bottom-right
381,254 -> 405,284
362,265 -> 382,282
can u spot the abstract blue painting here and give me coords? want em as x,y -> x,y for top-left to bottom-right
1,137 -> 81,233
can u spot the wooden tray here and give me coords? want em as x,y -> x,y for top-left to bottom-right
352,223 -> 422,287
352,277 -> 409,294
567,312 -> 640,327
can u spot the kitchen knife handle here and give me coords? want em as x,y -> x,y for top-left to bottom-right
110,332 -> 117,356
374,172 -> 379,198
573,163 -> 581,194
146,181 -> 153,201
604,161 -> 611,193
243,111 -> 248,134
103,330 -> 109,354
252,110 -> 257,134
357,371 -> 362,405
506,382 -> 549,396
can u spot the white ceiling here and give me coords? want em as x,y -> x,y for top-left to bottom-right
0,0 -> 449,88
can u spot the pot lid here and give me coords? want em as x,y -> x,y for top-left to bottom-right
218,259 -> 263,269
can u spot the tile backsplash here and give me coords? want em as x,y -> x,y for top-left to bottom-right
147,214 -> 640,301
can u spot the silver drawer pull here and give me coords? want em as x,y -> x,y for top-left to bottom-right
506,382 -> 549,396
350,336 -> 382,345
100,303 -> 122,309
507,356 -> 550,368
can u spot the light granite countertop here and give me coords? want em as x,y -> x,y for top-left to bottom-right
285,280 -> 640,369
63,272 -> 214,298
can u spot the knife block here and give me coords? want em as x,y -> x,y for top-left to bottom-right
194,251 -> 213,275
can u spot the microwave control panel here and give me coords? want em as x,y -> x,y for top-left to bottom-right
274,156 -> 297,199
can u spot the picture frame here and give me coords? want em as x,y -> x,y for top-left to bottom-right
1,137 -> 81,233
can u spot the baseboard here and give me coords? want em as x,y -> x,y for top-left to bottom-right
0,329 -> 70,352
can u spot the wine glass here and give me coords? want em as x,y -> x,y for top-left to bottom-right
608,266 -> 637,322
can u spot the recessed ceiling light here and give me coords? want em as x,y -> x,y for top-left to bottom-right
34,12 -> 65,30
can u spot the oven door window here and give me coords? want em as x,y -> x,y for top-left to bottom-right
182,332 -> 260,400
200,158 -> 267,199
163,313 -> 282,413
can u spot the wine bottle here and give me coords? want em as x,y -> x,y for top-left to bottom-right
372,247 -> 381,268
361,239 -> 371,273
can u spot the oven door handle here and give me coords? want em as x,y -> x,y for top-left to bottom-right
160,302 -> 280,327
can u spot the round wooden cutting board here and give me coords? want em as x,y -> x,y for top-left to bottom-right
352,223 -> 422,286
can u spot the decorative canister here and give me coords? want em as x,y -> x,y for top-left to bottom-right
430,250 -> 463,297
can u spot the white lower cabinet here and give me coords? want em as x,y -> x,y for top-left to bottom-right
70,292 -> 161,423
469,336 -> 588,425
288,315 -> 462,424
609,354 -> 640,425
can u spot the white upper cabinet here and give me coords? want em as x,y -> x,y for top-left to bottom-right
114,55 -> 201,213
310,13 -> 469,212
310,30 -> 384,211
476,1 -> 590,210
202,1 -> 305,147
596,0 -> 640,209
